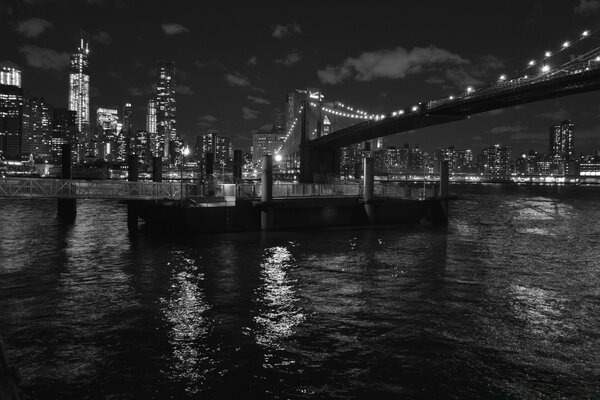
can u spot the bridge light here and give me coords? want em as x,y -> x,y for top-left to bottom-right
583,30 -> 590,37
466,86 -> 474,93
541,65 -> 550,73
398,110 -> 404,114
596,56 -> 600,62
499,74 -> 506,81
411,105 -> 419,112
545,51 -> 552,57
392,111 -> 397,116
449,95 -> 454,100
528,60 -> 535,66
562,41 -> 570,48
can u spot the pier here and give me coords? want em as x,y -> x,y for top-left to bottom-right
0,155 -> 450,233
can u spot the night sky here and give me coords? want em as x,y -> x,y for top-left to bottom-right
2,0 -> 600,156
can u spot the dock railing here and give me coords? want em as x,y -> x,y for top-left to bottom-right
0,178 -> 436,201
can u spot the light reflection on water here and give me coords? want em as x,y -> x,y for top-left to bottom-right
160,251 -> 213,394
509,284 -> 574,337
253,246 -> 305,367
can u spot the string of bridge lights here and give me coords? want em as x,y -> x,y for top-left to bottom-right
275,104 -> 304,154
334,102 -> 372,117
386,26 -> 600,119
470,27 -> 600,97
321,106 -> 373,120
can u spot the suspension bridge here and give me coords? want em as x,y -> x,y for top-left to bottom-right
275,27 -> 600,181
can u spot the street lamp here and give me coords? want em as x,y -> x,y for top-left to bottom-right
180,146 -> 190,205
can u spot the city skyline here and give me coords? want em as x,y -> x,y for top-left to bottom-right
3,1 -> 600,155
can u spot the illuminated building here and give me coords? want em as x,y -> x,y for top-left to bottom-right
146,98 -> 159,157
516,150 -> 541,174
339,143 -> 361,177
122,102 -> 133,157
549,120 -> 575,175
0,67 -> 24,160
132,129 -> 151,164
68,35 -> 90,152
436,146 -> 474,173
409,145 -> 425,172
155,60 -> 177,162
0,67 -> 21,87
51,108 -> 77,164
385,146 -> 402,172
22,97 -> 52,161
483,144 -> 511,177
252,132 -> 283,165
96,107 -> 119,161
272,107 -> 285,133
549,120 -> 574,160
196,132 -> 231,172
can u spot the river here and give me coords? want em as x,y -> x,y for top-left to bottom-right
1,184 -> 599,399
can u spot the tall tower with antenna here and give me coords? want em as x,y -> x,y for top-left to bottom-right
68,32 -> 90,156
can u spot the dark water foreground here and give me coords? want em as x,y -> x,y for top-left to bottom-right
1,184 -> 599,399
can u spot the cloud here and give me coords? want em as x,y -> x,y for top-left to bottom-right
225,71 -> 250,87
575,0 -> 600,13
249,123 -> 274,134
425,76 -> 445,85
195,60 -> 227,71
444,68 -> 484,88
538,109 -> 569,120
247,95 -> 270,105
0,4 -> 13,16
247,56 -> 257,66
85,0 -> 108,5
93,31 -> 111,45
127,85 -> 154,97
197,114 -> 218,128
317,45 -> 468,84
441,54 -> 505,89
276,50 -> 302,66
161,23 -> 190,35
19,45 -> 69,71
176,84 -> 195,95
15,18 -> 52,38
510,131 -> 547,141
487,125 -> 524,135
272,22 -> 301,38
242,106 -> 259,120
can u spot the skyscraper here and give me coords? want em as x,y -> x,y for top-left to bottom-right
483,144 -> 511,177
146,98 -> 158,157
22,97 -> 52,161
155,61 -> 176,161
549,120 -> 574,160
51,108 -> 77,164
0,66 -> 24,159
68,35 -> 90,153
96,107 -> 119,160
196,132 -> 231,172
